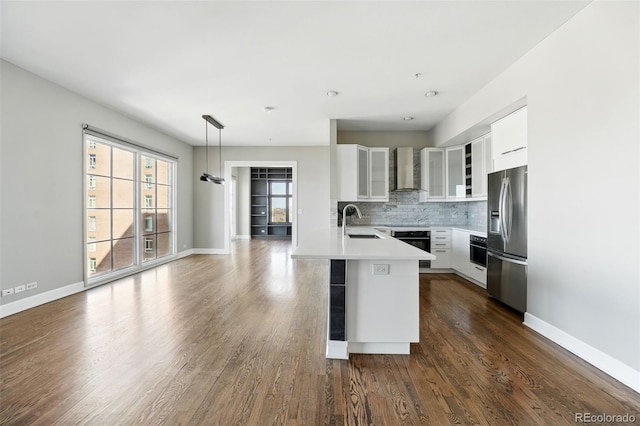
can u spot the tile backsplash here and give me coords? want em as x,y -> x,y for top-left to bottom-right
338,192 -> 487,229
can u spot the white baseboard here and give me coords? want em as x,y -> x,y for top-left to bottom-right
0,281 -> 85,319
524,313 -> 640,394
0,252 -> 197,319
192,248 -> 228,255
233,235 -> 251,240
177,249 -> 195,259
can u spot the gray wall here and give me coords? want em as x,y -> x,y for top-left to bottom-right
430,1 -> 640,376
234,167 -> 251,238
338,131 -> 431,148
193,146 -> 330,250
0,60 -> 194,303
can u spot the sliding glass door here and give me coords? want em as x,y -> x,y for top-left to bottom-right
85,134 -> 175,284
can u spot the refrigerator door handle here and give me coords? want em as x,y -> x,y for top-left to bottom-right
504,177 -> 513,244
499,177 -> 508,243
488,250 -> 528,266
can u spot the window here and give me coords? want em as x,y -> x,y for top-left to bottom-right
269,181 -> 292,223
88,237 -> 96,252
84,133 -> 175,283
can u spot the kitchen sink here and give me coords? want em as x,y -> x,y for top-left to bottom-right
348,234 -> 381,239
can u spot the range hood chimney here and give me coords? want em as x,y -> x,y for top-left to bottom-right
394,147 -> 419,191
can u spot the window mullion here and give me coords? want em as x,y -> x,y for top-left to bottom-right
110,146 -> 115,273
134,152 -> 141,266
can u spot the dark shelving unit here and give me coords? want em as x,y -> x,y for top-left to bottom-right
465,143 -> 472,197
251,167 -> 292,239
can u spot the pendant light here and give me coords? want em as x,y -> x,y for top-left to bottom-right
200,114 -> 225,184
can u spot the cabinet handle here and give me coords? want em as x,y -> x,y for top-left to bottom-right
501,146 -> 526,156
474,266 -> 484,271
435,250 -> 446,253
435,243 -> 447,246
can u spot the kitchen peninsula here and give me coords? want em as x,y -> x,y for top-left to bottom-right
291,227 -> 435,359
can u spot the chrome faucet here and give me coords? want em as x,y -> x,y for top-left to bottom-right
342,204 -> 362,235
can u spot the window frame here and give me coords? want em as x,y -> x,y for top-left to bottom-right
83,132 -> 177,287
268,180 -> 292,224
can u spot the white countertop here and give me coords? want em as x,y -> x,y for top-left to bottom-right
449,226 -> 487,237
291,227 -> 436,261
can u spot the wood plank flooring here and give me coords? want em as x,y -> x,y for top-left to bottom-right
1,239 -> 639,425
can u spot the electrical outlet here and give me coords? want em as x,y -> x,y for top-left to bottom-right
2,288 -> 15,297
15,285 -> 26,293
372,264 -> 390,275
26,282 -> 38,290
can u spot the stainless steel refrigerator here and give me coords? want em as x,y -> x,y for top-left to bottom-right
487,165 -> 527,312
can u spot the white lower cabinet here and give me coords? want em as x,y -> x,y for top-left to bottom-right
430,229 -> 451,268
451,228 -> 486,287
451,229 -> 470,272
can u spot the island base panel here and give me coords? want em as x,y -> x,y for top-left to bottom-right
326,340 -> 349,359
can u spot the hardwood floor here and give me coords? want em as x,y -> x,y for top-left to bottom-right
1,239 -> 639,425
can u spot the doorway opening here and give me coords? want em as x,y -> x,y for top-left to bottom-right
223,161 -> 298,253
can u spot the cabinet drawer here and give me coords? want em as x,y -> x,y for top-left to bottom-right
467,263 -> 487,285
431,240 -> 451,249
430,248 -> 451,269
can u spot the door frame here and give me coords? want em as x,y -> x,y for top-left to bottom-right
223,161 -> 298,253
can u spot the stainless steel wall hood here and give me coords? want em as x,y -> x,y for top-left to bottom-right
394,147 -> 419,191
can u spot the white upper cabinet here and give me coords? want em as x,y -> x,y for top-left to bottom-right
369,148 -> 389,200
336,144 -> 389,202
357,146 -> 369,198
420,148 -> 445,201
445,146 -> 465,199
470,133 -> 492,198
491,106 -> 527,172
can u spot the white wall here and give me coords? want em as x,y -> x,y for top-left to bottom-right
429,1 -> 639,389
0,60 -> 194,306
193,146 -> 330,250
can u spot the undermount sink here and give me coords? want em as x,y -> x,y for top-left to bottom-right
348,233 -> 381,239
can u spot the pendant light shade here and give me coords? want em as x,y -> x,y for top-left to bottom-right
200,114 -> 225,184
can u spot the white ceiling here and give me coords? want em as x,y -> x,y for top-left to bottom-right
1,1 -> 590,146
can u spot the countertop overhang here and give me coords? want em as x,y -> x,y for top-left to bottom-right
291,227 -> 436,260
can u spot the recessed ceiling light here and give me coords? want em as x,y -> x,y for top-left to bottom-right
326,90 -> 339,97
264,106 -> 275,112
425,91 -> 438,97
403,116 -> 414,121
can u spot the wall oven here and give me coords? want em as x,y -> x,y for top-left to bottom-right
470,235 -> 487,268
392,230 -> 431,268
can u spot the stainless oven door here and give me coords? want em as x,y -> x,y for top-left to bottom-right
470,242 -> 487,267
